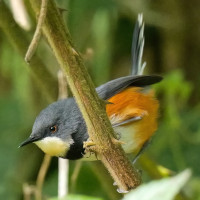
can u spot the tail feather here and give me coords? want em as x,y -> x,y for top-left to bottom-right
131,14 -> 146,76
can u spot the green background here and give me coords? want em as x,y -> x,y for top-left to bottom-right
0,0 -> 200,199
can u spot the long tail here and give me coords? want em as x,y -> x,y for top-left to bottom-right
131,14 -> 146,76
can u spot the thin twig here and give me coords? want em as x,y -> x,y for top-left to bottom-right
71,161 -> 82,192
35,154 -> 52,200
25,0 -> 48,63
23,183 -> 36,200
58,158 -> 69,198
57,70 -> 69,199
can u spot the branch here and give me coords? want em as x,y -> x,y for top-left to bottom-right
57,70 -> 69,198
35,154 -> 52,200
29,0 -> 141,191
70,161 -> 82,192
25,0 -> 48,63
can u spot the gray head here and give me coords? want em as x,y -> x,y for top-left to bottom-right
19,98 -> 83,157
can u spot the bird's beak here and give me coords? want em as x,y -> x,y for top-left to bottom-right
19,136 -> 41,148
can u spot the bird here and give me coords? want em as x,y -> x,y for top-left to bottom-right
19,14 -> 162,162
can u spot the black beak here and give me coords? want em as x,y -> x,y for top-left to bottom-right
19,136 -> 41,148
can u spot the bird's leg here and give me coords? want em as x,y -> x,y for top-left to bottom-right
83,139 -> 97,152
83,139 -> 99,160
112,138 -> 125,145
132,139 -> 152,164
83,140 -> 96,148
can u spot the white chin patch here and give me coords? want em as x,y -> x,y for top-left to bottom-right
35,137 -> 72,157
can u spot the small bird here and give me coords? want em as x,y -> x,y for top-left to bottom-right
20,14 -> 162,162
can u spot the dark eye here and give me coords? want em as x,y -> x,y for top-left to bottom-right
50,125 -> 57,133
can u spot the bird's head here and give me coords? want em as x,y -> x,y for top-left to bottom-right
19,98 -> 80,157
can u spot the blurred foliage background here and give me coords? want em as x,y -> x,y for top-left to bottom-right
0,0 -> 200,199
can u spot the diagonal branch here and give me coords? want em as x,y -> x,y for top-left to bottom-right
29,0 -> 141,191
35,154 -> 51,200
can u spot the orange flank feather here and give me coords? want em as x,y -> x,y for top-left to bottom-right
106,87 -> 159,153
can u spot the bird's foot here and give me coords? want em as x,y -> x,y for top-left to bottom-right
112,138 -> 125,145
83,139 -> 97,155
83,140 -> 96,148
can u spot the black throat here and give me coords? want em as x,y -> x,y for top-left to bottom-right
64,121 -> 89,160
65,141 -> 85,160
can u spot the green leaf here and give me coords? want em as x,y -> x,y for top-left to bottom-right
123,169 -> 191,200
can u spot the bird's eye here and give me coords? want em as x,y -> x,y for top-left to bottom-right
50,125 -> 57,133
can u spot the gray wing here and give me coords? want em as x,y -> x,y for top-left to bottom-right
96,75 -> 162,100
